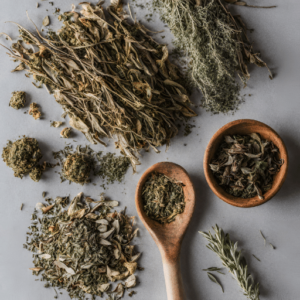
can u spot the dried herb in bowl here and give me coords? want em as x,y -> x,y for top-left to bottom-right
209,133 -> 284,199
142,172 -> 185,224
2,0 -> 196,171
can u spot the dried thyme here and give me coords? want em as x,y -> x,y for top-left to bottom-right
29,103 -> 42,120
142,172 -> 185,224
2,1 -> 196,171
153,0 -> 273,114
25,192 -> 141,300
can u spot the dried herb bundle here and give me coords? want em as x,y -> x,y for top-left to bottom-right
2,1 -> 196,171
200,225 -> 260,300
209,133 -> 284,199
24,192 -> 140,300
142,172 -> 185,224
9,90 -> 26,109
153,0 -> 273,114
2,137 -> 43,181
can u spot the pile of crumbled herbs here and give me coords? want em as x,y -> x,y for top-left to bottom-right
142,172 -> 185,224
2,0 -> 196,171
53,145 -> 130,185
9,91 -> 26,109
2,136 -> 56,182
24,192 -> 140,299
153,0 -> 274,114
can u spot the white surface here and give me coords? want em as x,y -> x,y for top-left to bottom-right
0,1 -> 299,299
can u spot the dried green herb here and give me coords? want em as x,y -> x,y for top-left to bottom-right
29,102 -> 42,120
209,133 -> 284,199
153,0 -> 273,114
142,172 -> 185,224
2,1 -> 196,171
2,137 -> 43,181
260,230 -> 276,249
96,152 -> 130,184
53,145 -> 130,185
9,91 -> 26,109
184,123 -> 195,136
207,272 -> 224,293
63,153 -> 93,185
60,127 -> 72,138
200,225 -> 260,300
252,254 -> 261,262
25,192 -> 141,300
203,267 -> 225,274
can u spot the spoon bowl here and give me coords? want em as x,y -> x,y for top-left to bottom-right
135,162 -> 195,300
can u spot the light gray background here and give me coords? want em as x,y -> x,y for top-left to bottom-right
0,0 -> 299,299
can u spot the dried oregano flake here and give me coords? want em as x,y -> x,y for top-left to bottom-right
25,192 -> 141,300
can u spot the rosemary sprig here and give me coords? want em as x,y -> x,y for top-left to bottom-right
199,225 -> 260,300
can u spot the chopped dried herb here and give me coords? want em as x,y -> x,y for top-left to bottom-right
209,133 -> 284,199
142,172 -> 185,224
96,152 -> 130,184
50,121 -> 64,127
60,127 -> 71,138
2,1 -> 196,171
29,103 -> 42,120
25,192 -> 141,300
9,91 -> 26,109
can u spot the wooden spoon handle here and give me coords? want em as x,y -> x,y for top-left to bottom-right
162,258 -> 185,300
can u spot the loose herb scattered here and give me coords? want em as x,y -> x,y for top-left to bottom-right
20,203 -> 23,210
209,133 -> 284,199
96,152 -> 130,184
260,230 -> 276,249
53,145 -> 130,185
203,267 -> 225,275
24,192 -> 141,300
50,121 -> 64,127
142,172 -> 185,224
60,127 -> 72,138
252,254 -> 261,262
9,91 -> 26,109
207,272 -> 224,293
200,225 -> 260,300
153,0 -> 274,114
2,1 -> 196,171
29,103 -> 42,120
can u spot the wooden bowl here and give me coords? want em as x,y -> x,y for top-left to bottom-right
203,119 -> 288,207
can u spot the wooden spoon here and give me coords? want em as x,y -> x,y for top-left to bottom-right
135,162 -> 195,300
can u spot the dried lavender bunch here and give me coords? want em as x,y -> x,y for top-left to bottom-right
199,225 -> 260,300
2,1 -> 196,171
153,0 -> 273,114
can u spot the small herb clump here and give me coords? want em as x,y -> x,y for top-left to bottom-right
9,91 -> 26,109
142,172 -> 185,224
153,0 -> 273,114
96,152 -> 130,184
63,153 -> 93,185
25,192 -> 140,300
2,137 -> 43,181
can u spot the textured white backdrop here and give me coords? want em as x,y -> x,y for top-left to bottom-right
0,1 -> 299,299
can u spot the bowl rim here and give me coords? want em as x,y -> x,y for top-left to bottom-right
203,119 -> 289,208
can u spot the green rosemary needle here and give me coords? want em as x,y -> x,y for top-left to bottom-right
199,225 -> 260,300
